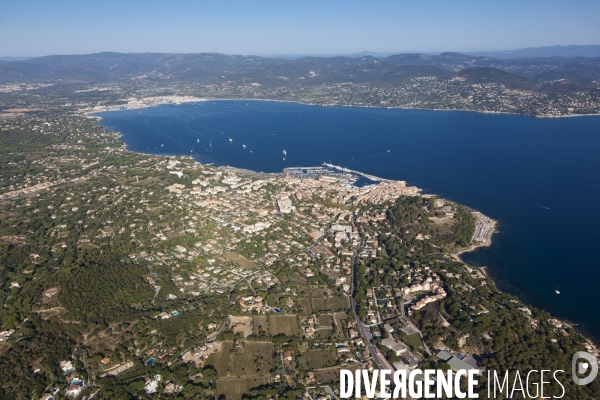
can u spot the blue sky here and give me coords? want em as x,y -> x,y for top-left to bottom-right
1,0 -> 599,57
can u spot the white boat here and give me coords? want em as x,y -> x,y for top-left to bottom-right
242,144 -> 246,149
161,144 -> 164,147
209,141 -> 212,147
555,287 -> 560,295
197,139 -> 200,143
229,138 -> 233,142
282,150 -> 287,156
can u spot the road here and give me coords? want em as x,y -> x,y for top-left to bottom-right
206,275 -> 248,342
207,314 -> 230,342
371,289 -> 383,324
349,212 -> 387,370
321,385 -> 340,400
151,285 -> 161,306
350,212 -> 415,400
306,233 -> 327,274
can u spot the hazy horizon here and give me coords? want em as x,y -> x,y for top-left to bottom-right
1,0 -> 599,57
2,44 -> 600,60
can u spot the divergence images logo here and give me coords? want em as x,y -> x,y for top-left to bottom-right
572,351 -> 598,386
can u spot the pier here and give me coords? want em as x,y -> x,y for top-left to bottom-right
322,163 -> 392,182
284,163 -> 391,186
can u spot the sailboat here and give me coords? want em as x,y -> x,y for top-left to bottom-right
209,140 -> 212,147
555,287 -> 560,295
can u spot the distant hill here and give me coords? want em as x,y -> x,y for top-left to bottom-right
0,51 -> 598,87
0,56 -> 32,61
453,67 -> 535,90
465,45 -> 600,59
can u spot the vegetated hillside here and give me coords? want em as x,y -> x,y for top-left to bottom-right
526,56 -> 600,81
0,52 -> 282,81
466,44 -> 600,59
386,52 -> 600,81
233,62 -> 453,87
1,51 -> 600,85
386,52 -> 495,71
453,66 -> 600,94
453,67 -> 536,89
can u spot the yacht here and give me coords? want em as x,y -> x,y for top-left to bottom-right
555,287 -> 560,295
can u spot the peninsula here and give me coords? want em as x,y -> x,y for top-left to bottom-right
0,107 -> 597,399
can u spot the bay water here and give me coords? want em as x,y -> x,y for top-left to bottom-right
96,100 -> 600,339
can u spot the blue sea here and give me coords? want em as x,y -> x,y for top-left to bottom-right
95,100 -> 600,339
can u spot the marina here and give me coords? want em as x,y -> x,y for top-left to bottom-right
284,164 -> 381,188
95,100 -> 600,338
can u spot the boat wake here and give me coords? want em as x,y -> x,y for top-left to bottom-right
529,204 -> 551,210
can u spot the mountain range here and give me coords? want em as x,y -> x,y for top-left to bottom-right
0,48 -> 599,95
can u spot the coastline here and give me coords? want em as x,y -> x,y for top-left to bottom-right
89,100 -> 599,350
450,217 -> 498,282
450,218 -> 599,349
83,95 -> 600,119
450,218 -> 498,280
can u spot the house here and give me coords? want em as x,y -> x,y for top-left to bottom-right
0,329 -> 15,342
60,360 -> 74,374
393,360 -> 411,372
304,327 -> 315,338
400,356 -> 420,370
66,378 -> 84,397
157,311 -> 170,319
381,337 -> 409,356
284,350 -> 294,361
462,354 -> 479,369
447,356 -> 477,371
436,350 -> 452,362
383,324 -> 394,333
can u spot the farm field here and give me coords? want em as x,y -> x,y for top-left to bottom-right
268,315 -> 299,336
231,341 -> 275,376
216,376 -> 270,400
203,341 -> 233,376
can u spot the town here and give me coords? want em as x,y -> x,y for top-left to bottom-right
0,109 -> 597,399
